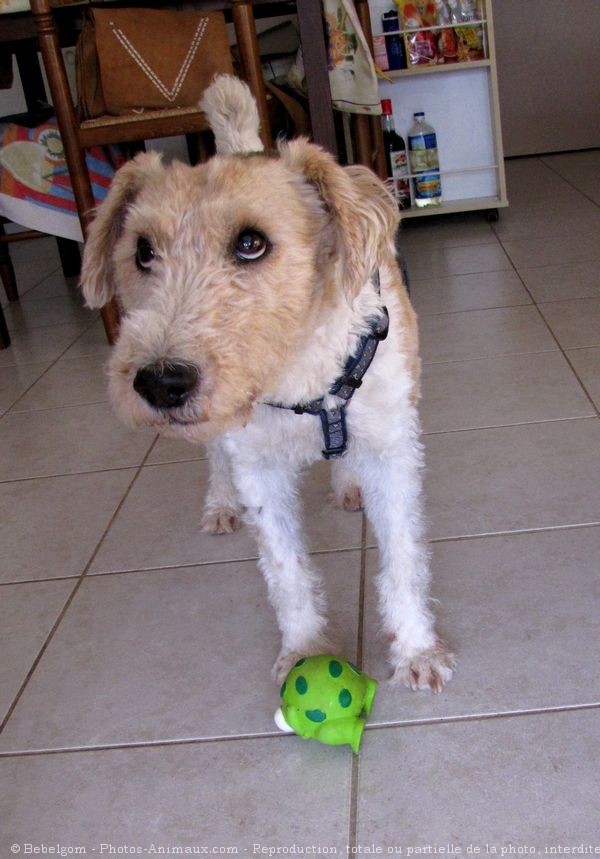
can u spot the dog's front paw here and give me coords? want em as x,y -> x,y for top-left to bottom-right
330,484 -> 364,512
390,644 -> 455,694
201,507 -> 242,535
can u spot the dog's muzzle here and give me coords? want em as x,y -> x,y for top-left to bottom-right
133,361 -> 199,409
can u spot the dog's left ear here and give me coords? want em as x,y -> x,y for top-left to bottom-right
280,139 -> 399,299
80,151 -> 164,308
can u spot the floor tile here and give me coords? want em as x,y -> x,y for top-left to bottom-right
519,260 -> 600,302
538,298 -> 600,348
502,231 -> 600,269
400,216 -> 496,249
542,150 -> 600,205
0,322 -> 91,367
565,347 -> 600,410
420,306 -> 556,364
363,527 -> 600,723
23,271 -> 81,301
491,199 -> 600,242
9,235 -> 60,265
421,351 -> 594,433
90,459 -> 362,574
2,735 -> 351,850
60,318 -> 112,360
2,260 -> 60,299
10,354 -> 109,412
0,469 -> 134,584
358,709 -> 600,848
424,418 -> 600,539
403,242 -> 512,280
0,403 -> 155,481
0,362 -> 50,415
410,269 -> 531,316
4,295 -> 91,332
146,434 -> 207,464
0,579 -> 73,721
0,552 -> 360,751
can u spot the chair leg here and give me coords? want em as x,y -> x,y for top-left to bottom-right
0,304 -> 11,349
56,237 -> 81,279
100,298 -> 120,345
0,222 -> 19,302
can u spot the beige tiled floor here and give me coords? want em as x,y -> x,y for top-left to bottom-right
2,152 -> 600,851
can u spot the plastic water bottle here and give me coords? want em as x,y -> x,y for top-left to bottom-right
408,112 -> 442,207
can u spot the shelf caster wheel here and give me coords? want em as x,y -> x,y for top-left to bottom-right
485,208 -> 499,222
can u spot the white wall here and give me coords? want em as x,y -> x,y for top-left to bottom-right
493,0 -> 600,156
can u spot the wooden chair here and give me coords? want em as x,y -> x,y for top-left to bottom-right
30,0 -> 271,344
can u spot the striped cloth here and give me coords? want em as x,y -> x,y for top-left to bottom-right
0,117 -> 124,241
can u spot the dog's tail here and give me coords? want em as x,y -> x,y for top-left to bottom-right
200,74 -> 264,155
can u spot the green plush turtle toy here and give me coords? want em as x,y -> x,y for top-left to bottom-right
274,655 -> 377,753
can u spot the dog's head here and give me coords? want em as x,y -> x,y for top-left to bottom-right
81,76 -> 399,442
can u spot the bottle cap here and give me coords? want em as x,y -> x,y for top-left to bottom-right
414,111 -> 425,117
381,99 -> 393,115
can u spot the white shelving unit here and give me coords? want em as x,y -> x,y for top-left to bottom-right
369,0 -> 508,219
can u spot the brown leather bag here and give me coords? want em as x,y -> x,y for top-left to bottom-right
76,7 -> 233,119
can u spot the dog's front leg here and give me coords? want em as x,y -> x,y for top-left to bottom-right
231,459 -> 333,683
355,441 -> 455,693
201,439 -> 243,534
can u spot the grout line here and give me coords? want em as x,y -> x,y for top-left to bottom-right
427,520 -> 600,545
9,399 -> 109,416
422,414 -> 597,436
0,464 -> 142,486
417,299 -> 532,318
491,226 -> 600,419
367,700 -> 600,733
422,346 -> 559,367
0,544 -> 363,585
0,435 -> 160,735
347,513 -> 369,851
0,730 -> 292,758
540,155 -> 600,210
3,700 -> 600,760
1,314 -> 101,418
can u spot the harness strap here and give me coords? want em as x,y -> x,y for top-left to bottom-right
265,292 -> 389,460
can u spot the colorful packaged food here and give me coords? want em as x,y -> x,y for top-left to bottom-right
395,0 -> 438,65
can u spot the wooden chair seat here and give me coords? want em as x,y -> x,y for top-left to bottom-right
79,107 -> 210,148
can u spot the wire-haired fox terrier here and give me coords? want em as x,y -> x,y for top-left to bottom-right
81,75 -> 454,692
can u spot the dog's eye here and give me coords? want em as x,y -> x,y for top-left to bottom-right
234,229 -> 269,262
136,237 -> 155,271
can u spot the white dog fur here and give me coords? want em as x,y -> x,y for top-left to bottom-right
81,75 -> 454,691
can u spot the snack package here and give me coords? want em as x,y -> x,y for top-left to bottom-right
434,0 -> 458,62
448,0 -> 485,61
395,0 -> 438,65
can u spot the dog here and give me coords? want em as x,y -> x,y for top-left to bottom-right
81,75 -> 454,692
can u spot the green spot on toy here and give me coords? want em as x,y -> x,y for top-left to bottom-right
295,675 -> 308,695
274,654 -> 377,754
305,708 -> 327,722
339,688 -> 352,708
328,659 -> 343,678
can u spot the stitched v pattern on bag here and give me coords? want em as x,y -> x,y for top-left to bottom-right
109,17 -> 209,103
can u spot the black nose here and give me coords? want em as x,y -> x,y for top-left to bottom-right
133,361 -> 199,409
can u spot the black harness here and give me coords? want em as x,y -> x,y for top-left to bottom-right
265,273 -> 389,460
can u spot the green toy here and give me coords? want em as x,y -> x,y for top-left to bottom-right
274,654 -> 377,753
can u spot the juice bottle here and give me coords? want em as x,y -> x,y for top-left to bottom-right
381,99 -> 411,210
407,111 -> 442,207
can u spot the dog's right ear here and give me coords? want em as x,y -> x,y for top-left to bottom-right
80,152 -> 163,308
199,74 -> 263,154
